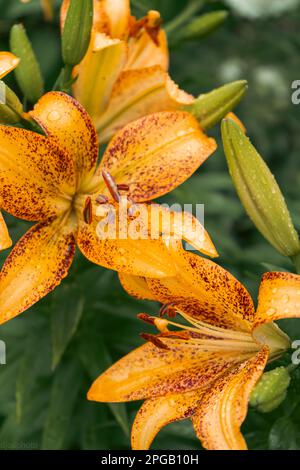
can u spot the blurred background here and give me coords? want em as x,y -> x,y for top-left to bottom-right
0,0 -> 300,450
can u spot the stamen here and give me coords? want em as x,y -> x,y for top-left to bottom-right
138,313 -> 156,325
117,184 -> 130,192
102,170 -> 121,203
83,197 -> 93,224
96,194 -> 109,205
140,333 -> 169,350
159,302 -> 177,318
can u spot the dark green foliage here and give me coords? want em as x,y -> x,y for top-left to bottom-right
0,0 -> 299,450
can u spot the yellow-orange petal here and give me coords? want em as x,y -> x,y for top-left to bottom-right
30,92 -> 98,190
131,390 -> 203,450
96,65 -> 194,142
147,246 -> 255,331
0,216 -> 76,325
77,217 -> 177,278
126,28 -> 168,71
118,273 -> 158,300
0,52 -> 20,79
0,125 -> 75,221
254,271 -> 300,327
98,111 -> 216,202
192,346 -> 269,450
0,211 -> 12,251
101,0 -> 130,39
72,32 -> 127,126
87,339 -> 251,403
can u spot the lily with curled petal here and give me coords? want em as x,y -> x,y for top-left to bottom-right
0,91 -> 217,324
60,0 -> 246,142
0,52 -> 20,250
88,243 -> 299,450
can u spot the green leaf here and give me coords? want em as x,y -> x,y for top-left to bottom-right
51,284 -> 85,370
42,360 -> 82,450
269,417 -> 300,450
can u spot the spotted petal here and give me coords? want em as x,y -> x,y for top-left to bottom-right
0,125 -> 75,221
30,92 -> 98,189
131,390 -> 203,450
192,347 -> 269,450
98,111 -> 216,202
87,339 -> 253,403
0,211 -> 12,251
96,65 -> 194,142
254,272 -> 300,327
0,216 -> 76,325
147,246 -> 255,331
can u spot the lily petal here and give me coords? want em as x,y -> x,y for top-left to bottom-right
73,32 -> 127,125
147,247 -> 255,331
87,339 -> 252,403
192,346 -> 269,450
126,28 -> 168,71
96,65 -> 194,142
0,211 -> 12,250
131,390 -> 203,450
254,271 -> 300,327
118,273 -> 158,300
30,92 -> 98,189
77,217 -> 177,278
0,125 -> 75,221
0,216 -> 76,325
98,111 -> 216,202
0,52 -> 19,79
101,0 -> 130,39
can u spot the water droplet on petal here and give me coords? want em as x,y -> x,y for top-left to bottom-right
266,307 -> 276,315
47,110 -> 61,122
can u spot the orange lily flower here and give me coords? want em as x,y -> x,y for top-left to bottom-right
60,0 -> 205,142
88,243 -> 299,450
0,52 -> 20,250
0,91 -> 217,324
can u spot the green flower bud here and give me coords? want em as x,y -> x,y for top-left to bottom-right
250,366 -> 291,413
0,80 -> 23,124
182,80 -> 247,130
62,0 -> 93,66
10,24 -> 44,103
178,11 -> 228,41
222,119 -> 300,257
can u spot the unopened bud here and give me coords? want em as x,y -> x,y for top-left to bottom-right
0,81 -> 23,124
62,0 -> 93,66
178,11 -> 228,41
222,118 -> 300,257
10,24 -> 44,103
250,366 -> 291,413
183,80 -> 248,130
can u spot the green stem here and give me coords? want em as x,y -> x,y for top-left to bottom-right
291,251 -> 300,274
53,64 -> 73,93
164,0 -> 206,35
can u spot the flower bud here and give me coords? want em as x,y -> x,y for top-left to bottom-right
178,11 -> 228,41
250,366 -> 291,413
62,0 -> 93,66
182,80 -> 247,130
0,80 -> 23,124
222,118 -> 300,257
10,24 -> 44,103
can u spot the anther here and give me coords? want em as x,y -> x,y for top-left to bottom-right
159,302 -> 177,318
83,197 -> 93,224
96,194 -> 109,205
140,333 -> 170,350
117,184 -> 130,192
137,313 -> 156,325
102,170 -> 121,203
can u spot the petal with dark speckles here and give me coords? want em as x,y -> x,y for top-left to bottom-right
0,215 -> 76,325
